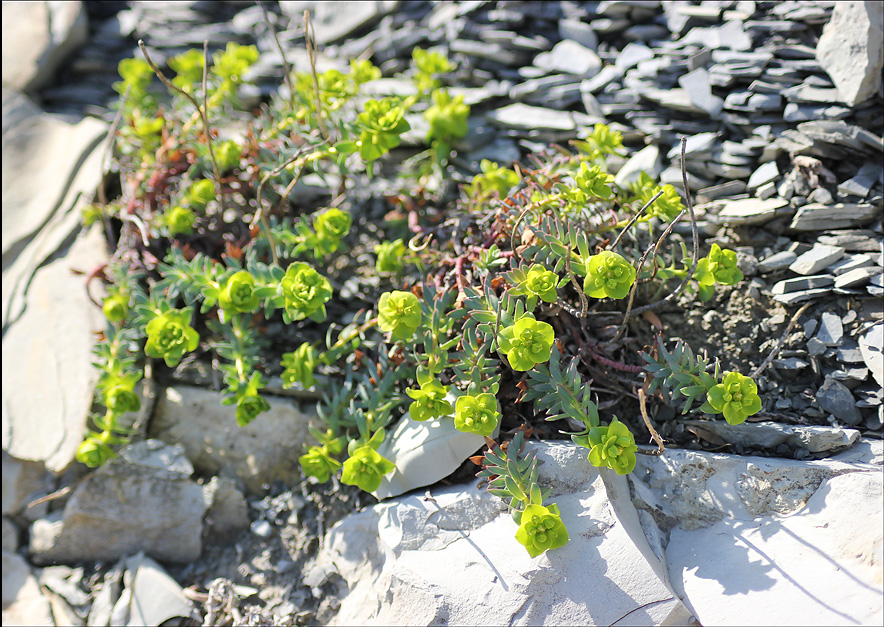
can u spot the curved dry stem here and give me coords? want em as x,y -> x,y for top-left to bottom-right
138,40 -> 225,212
609,189 -> 663,251
257,1 -> 296,112
304,10 -> 329,140
750,302 -> 812,379
637,387 -> 665,456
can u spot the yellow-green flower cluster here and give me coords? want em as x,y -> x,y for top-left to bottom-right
406,380 -> 453,422
454,393 -> 499,436
584,419 -> 638,475
378,290 -> 422,340
706,372 -> 761,425
515,503 -> 569,558
467,159 -> 520,199
144,308 -> 199,367
583,250 -> 636,299
498,316 -> 555,372
279,262 -> 333,323
375,239 -> 407,273
356,97 -> 411,161
341,446 -> 395,492
281,343 -> 320,389
425,89 -> 469,143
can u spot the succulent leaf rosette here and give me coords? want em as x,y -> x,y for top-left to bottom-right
341,445 -> 396,492
406,380 -> 453,421
454,393 -> 499,437
583,250 -> 636,299
706,372 -> 761,425
581,419 -> 638,475
515,503 -> 569,558
218,270 -> 260,317
498,316 -> 555,372
281,343 -> 320,389
279,262 -> 333,322
299,445 -> 342,483
377,290 -> 422,340
144,308 -> 199,367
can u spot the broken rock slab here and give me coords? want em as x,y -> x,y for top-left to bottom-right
632,447 -> 883,627
2,550 -> 53,626
314,441 -> 694,626
0,2 -> 88,94
28,440 -> 210,565
816,0 -> 884,106
678,420 -> 860,454
149,385 -> 315,494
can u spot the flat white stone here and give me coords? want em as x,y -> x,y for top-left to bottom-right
486,103 -> 576,131
790,244 -> 845,275
614,144 -> 662,188
633,449 -> 884,627
374,401 -> 486,500
718,197 -> 791,225
859,323 -> 884,388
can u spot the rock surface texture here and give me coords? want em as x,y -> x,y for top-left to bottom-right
816,1 -> 884,106
313,442 -> 694,626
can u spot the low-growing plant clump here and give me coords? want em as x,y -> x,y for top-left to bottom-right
78,18 -> 774,560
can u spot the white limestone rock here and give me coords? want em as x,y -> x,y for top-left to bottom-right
817,1 -> 884,106
1,2 -> 88,94
149,385 -> 315,494
614,144 -> 662,189
1,550 -> 53,625
314,441 -> 694,626
28,441 -> 210,564
632,448 -> 883,627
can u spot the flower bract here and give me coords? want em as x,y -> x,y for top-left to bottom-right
299,445 -> 342,483
144,309 -> 199,367
454,393 -> 499,436
341,446 -> 395,492
406,380 -> 453,421
521,264 -> 560,304
498,316 -> 555,371
695,243 -> 743,287
218,270 -> 260,316
706,371 -> 762,425
377,290 -> 422,340
281,343 -> 319,389
106,385 -> 141,414
515,503 -> 569,558
280,262 -> 333,322
102,293 -> 129,323
585,419 -> 638,475
583,250 -> 636,299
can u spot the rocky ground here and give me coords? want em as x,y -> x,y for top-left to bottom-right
2,1 -> 883,626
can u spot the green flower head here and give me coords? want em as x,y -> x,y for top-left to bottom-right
632,173 -> 684,221
187,180 -> 216,207
106,385 -> 141,415
357,97 -> 410,161
102,293 -> 129,323
169,49 -> 205,93
573,161 -> 615,200
582,123 -> 623,155
515,503 -> 569,558
583,250 -> 636,299
521,264 -> 560,304
375,239 -> 407,273
314,208 -> 352,243
299,445 -> 342,483
215,140 -> 241,173
468,160 -> 520,198
377,290 -> 422,340
235,391 -> 270,427
165,205 -> 195,236
454,393 -> 499,437
498,317 -> 555,372
406,380 -> 453,422
212,42 -> 259,84
281,343 -> 319,389
696,243 -> 743,287
280,262 -> 333,322
350,58 -> 381,85
144,309 -> 199,367
707,371 -> 762,425
586,419 -> 638,475
425,89 -> 469,142
76,434 -> 116,468
114,57 -> 153,96
218,270 -> 260,317
341,445 -> 396,492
